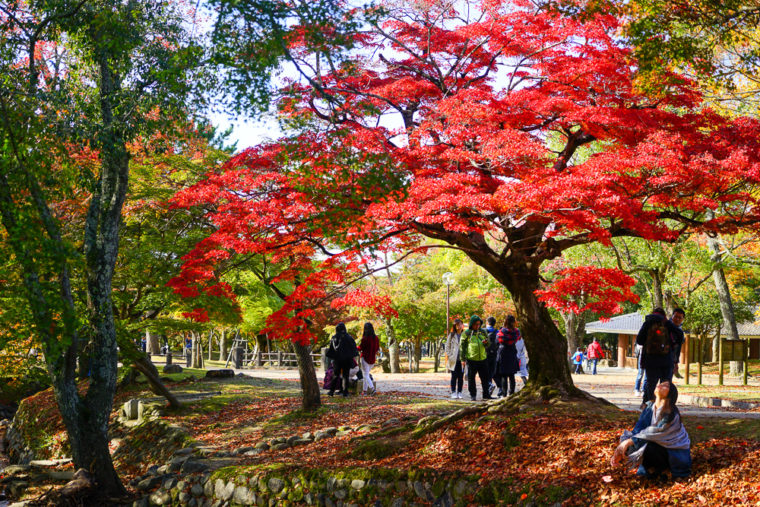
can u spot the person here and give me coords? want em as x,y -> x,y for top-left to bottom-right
459,315 -> 493,401
495,315 -> 520,397
670,308 -> 686,379
325,322 -> 359,397
634,343 -> 644,395
571,347 -> 585,374
611,381 -> 691,479
445,319 -> 465,399
485,316 -> 499,397
587,337 -> 603,375
515,330 -> 529,385
359,322 -> 380,395
140,334 -> 147,353
636,308 -> 683,409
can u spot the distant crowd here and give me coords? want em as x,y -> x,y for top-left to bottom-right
445,315 -> 528,401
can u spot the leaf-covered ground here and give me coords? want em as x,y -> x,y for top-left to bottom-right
8,372 -> 760,505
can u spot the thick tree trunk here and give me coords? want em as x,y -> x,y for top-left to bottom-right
293,342 -> 321,410
412,337 -> 422,373
485,263 -> 575,390
651,271 -> 664,309
712,330 -> 720,364
147,331 -> 160,355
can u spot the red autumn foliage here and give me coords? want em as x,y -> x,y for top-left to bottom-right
171,0 -> 760,382
536,266 -> 640,316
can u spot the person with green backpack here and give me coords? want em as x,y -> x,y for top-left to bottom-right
459,315 -> 494,401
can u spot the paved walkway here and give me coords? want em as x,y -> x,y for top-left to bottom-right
236,366 -> 760,419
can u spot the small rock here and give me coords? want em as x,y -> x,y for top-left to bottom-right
337,425 -> 352,432
243,449 -> 263,456
335,430 -> 351,437
175,447 -> 195,457
270,443 -> 290,451
301,432 -> 313,440
323,427 -> 338,435
162,477 -> 178,490
384,418 -> 400,427
286,435 -> 299,445
181,460 -> 210,474
233,485 -> 256,504
149,490 -> 171,505
137,475 -> 165,491
123,399 -> 140,419
214,479 -> 235,501
254,441 -> 270,450
191,483 -> 204,497
314,431 -> 330,441
413,481 -> 429,500
351,479 -> 365,490
178,491 -> 192,504
334,489 -> 347,499
157,465 -> 169,474
168,457 -> 188,473
292,438 -> 313,446
163,364 -> 183,374
233,446 -> 255,455
390,498 -> 404,507
176,480 -> 186,491
132,497 -> 149,507
267,477 -> 285,493
205,369 -> 235,379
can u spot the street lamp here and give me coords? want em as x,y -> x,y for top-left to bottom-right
442,272 -> 454,336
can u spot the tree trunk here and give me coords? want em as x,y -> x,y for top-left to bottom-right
651,271 -> 664,309
413,337 -> 422,373
708,234 -> 743,375
218,329 -> 227,362
207,330 -> 214,361
293,342 -> 321,410
131,355 -> 181,409
561,311 -> 586,364
147,331 -> 160,355
495,265 -> 575,390
385,318 -> 401,373
712,329 -> 720,364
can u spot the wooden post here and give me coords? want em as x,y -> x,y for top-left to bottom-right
277,350 -> 283,367
684,333 -> 690,385
744,338 -> 749,386
719,336 -> 724,386
698,336 -> 703,386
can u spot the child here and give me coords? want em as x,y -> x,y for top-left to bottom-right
571,347 -> 586,374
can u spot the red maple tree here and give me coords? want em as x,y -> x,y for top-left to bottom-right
172,0 -> 760,393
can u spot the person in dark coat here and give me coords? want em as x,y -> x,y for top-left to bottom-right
485,316 -> 499,397
326,322 -> 358,397
495,315 -> 520,397
636,308 -> 683,409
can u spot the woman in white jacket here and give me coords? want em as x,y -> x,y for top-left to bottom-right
445,319 -> 464,398
515,332 -> 529,386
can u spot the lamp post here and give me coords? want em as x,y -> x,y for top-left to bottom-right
442,272 -> 454,336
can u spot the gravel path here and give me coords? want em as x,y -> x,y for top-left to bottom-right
237,365 -> 760,419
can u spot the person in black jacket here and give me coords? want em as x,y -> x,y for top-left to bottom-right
326,323 -> 359,397
485,316 -> 499,397
636,308 -> 684,409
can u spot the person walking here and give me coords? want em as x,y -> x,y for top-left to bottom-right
495,315 -> 520,397
459,315 -> 493,401
634,343 -> 644,395
485,316 -> 499,397
445,319 -> 465,399
636,308 -> 683,409
326,322 -> 358,397
587,337 -> 603,375
571,348 -> 585,374
359,322 -> 380,395
670,309 -> 686,379
515,330 -> 529,386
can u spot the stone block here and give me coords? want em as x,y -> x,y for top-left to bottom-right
163,364 -> 183,374
123,399 -> 140,420
205,369 -> 235,379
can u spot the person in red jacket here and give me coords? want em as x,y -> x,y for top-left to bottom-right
359,322 -> 380,395
587,337 -> 604,375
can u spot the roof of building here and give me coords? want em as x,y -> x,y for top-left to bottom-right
585,312 -> 760,337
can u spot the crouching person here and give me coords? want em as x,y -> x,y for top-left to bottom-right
610,381 -> 691,480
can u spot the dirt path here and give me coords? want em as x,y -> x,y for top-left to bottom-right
236,365 -> 760,419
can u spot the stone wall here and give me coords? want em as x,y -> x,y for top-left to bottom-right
135,463 -> 485,506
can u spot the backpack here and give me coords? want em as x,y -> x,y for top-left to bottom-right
323,366 -> 335,390
645,320 -> 671,356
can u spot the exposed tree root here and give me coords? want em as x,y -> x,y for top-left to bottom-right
414,382 -> 617,437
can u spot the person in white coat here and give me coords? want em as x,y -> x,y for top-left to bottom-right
445,319 -> 465,398
515,331 -> 529,386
